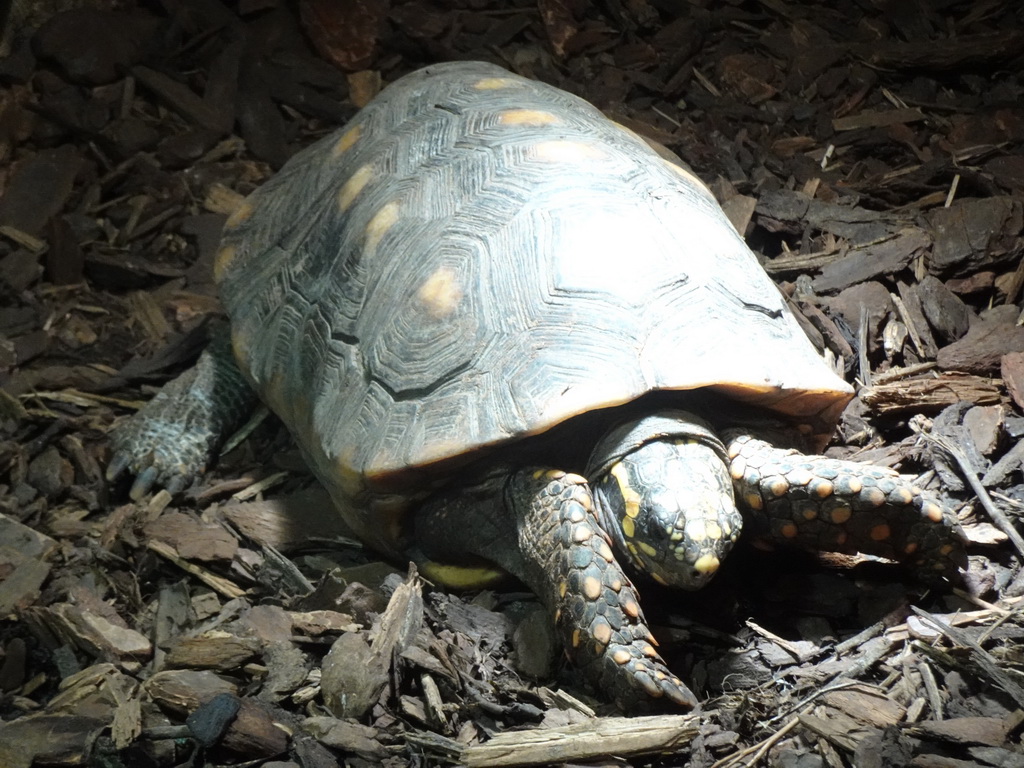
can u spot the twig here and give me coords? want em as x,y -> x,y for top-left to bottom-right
910,419 -> 1024,561
912,607 -> 1024,709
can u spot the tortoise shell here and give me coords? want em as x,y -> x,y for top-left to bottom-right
214,61 -> 852,549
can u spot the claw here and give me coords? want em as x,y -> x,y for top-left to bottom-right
130,465 -> 160,501
106,451 -> 132,482
166,475 -> 187,496
663,677 -> 699,709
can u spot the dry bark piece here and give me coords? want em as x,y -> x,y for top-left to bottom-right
144,511 -> 239,562
0,558 -> 51,617
946,271 -> 996,295
894,282 -> 939,359
132,65 -> 229,133
42,603 -> 152,662
219,697 -> 291,758
538,0 -> 580,57
962,405 -> 1004,457
143,669 -> 239,716
926,197 -> 1023,274
321,569 -> 423,719
813,229 -> 930,294
299,0 -> 388,71
303,716 -> 391,760
32,9 -> 162,85
937,312 -> 1024,375
164,632 -> 262,671
860,373 -> 1000,415
221,488 -> 358,551
461,714 -> 700,766
853,30 -> 1024,70
320,631 -> 380,719
0,714 -> 107,768
1003,352 -> 1024,410
718,53 -> 778,103
832,107 -> 925,131
823,281 -> 892,354
0,145 -> 84,235
27,444 -> 73,497
917,274 -> 974,344
908,714 -> 1024,747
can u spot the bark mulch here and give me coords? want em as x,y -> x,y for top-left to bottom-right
1,0 -> 1024,766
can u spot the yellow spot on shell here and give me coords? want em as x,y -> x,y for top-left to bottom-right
582,577 -> 602,600
610,463 -> 642,520
613,649 -> 631,665
337,164 -> 373,211
331,125 -> 361,157
661,158 -> 715,197
871,524 -> 891,541
224,200 -> 254,230
693,554 -> 720,574
365,201 -> 400,253
474,77 -> 515,90
830,506 -> 852,524
416,266 -> 463,319
530,140 -> 607,164
213,244 -> 237,284
498,109 -> 561,126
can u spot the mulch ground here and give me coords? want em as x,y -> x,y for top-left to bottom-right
2,0 -> 1024,766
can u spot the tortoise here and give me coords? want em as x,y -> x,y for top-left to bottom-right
109,61 -> 965,709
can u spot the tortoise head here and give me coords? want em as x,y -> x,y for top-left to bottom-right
589,410 -> 743,590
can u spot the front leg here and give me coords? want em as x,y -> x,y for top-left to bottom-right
725,434 -> 966,579
414,468 -> 697,709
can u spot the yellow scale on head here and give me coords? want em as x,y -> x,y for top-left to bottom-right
609,462 -> 642,540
